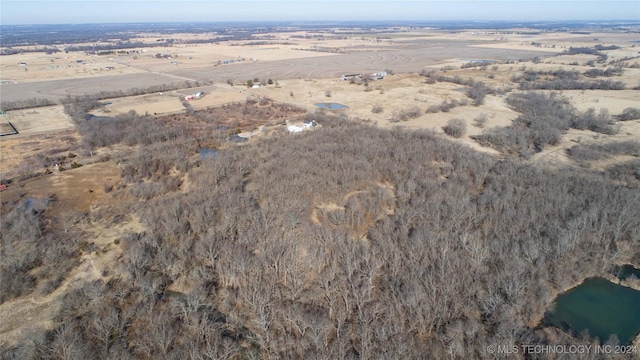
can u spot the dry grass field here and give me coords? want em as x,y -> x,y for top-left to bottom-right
2,26 -> 639,178
2,26 -> 639,184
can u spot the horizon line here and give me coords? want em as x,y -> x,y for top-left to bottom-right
2,19 -> 639,27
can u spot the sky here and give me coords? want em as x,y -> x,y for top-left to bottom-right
1,0 -> 638,25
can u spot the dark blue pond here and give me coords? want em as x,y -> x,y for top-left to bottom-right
612,264 -> 640,281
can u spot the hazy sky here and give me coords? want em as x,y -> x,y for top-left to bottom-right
1,0 -> 638,25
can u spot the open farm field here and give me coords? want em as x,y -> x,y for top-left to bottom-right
2,26 -> 639,163
2,28 -> 562,103
1,105 -> 73,135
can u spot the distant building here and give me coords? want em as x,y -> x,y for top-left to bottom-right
288,125 -> 304,133
228,134 -> 248,142
17,62 -> 27,66
367,71 -> 387,80
342,73 -> 362,81
303,120 -> 317,127
342,71 -> 386,81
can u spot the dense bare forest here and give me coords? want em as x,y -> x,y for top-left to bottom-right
2,94 -> 640,359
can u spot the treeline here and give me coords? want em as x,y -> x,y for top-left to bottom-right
512,69 -> 625,91
567,140 -> 640,163
567,140 -> 640,182
64,41 -> 171,53
420,70 -> 493,105
519,79 -> 625,91
565,46 -> 610,63
2,111 -> 639,359
64,101 -> 183,149
59,80 -> 207,105
0,46 -> 60,55
0,81 -> 206,112
0,98 -> 58,111
472,92 -> 620,156
584,67 -> 624,78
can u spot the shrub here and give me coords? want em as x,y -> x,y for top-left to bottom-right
606,159 -> 640,181
390,107 -> 421,122
473,113 -> 488,128
568,140 -> 640,163
371,104 -> 384,114
571,108 -> 618,134
472,126 -> 529,154
443,118 -> 467,138
466,82 -> 489,106
617,107 -> 640,121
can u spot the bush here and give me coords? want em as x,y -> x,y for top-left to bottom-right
571,108 -> 618,134
371,104 -> 384,114
617,107 -> 640,121
390,107 -> 421,122
473,113 -> 488,128
567,145 -> 609,162
426,99 -> 468,114
568,140 -> 640,163
584,68 -> 623,78
466,82 -> 490,106
443,118 -> 467,138
606,159 -> 640,181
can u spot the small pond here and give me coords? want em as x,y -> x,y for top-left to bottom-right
315,103 -> 349,110
612,264 -> 640,281
199,148 -> 219,159
542,277 -> 640,345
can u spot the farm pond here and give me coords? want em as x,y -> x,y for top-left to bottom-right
315,103 -> 348,110
542,277 -> 640,345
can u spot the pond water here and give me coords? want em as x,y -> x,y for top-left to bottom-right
543,277 -> 640,345
612,264 -> 640,281
462,59 -> 496,63
199,148 -> 219,159
315,103 -> 349,110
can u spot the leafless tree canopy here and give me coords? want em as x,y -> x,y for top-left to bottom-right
2,105 -> 639,359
